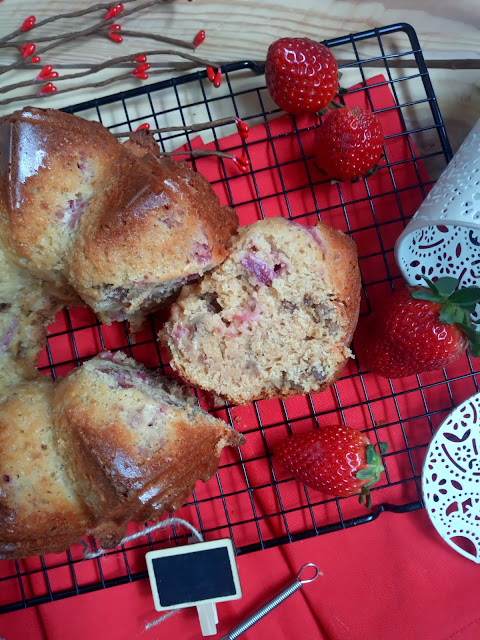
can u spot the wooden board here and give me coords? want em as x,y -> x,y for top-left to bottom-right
0,0 -> 478,152
1,0 -> 479,63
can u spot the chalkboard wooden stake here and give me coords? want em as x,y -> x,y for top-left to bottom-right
146,538 -> 242,636
196,602 -> 218,636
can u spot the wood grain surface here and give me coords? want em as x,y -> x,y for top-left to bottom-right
0,0 -> 479,152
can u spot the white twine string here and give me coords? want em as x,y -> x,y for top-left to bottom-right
80,517 -> 204,559
80,517 -> 204,632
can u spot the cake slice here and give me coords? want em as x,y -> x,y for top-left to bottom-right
161,217 -> 361,404
52,351 -> 245,547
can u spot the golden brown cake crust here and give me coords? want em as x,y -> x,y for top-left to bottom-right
71,154 -> 238,298
0,353 -> 244,558
0,106 -> 238,330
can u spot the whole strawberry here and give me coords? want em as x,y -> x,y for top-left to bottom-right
355,277 -> 480,379
314,105 -> 384,182
265,37 -> 338,115
273,425 -> 387,508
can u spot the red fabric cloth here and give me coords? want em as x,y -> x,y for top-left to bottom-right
2,510 -> 480,640
2,75 -> 479,639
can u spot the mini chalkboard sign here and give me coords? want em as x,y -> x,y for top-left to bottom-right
146,538 -> 241,636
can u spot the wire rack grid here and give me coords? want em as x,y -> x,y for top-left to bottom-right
1,22 -> 479,615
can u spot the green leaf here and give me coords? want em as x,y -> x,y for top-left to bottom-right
356,468 -> 374,480
457,322 -> 478,340
378,442 -> 389,455
329,99 -> 344,110
453,306 -> 469,324
433,277 -> 458,297
457,322 -> 480,356
364,164 -> 380,179
366,492 -> 372,510
366,444 -> 375,465
449,287 -> 480,307
411,289 -> 443,303
421,276 -> 440,296
470,341 -> 480,358
438,302 -> 456,325
364,476 -> 380,490
459,301 -> 480,314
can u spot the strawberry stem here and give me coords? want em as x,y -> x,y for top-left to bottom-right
355,442 -> 388,509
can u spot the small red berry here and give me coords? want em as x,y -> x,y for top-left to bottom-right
32,56 -> 41,63
213,68 -> 222,88
36,65 -> 59,81
134,54 -> 147,63
206,66 -> 215,82
108,32 -> 123,43
134,63 -> 151,74
233,155 -> 250,173
38,82 -> 57,96
193,29 -> 205,48
105,3 -> 124,20
235,117 -> 249,139
133,71 -> 149,80
135,123 -> 150,132
20,15 -> 36,31
20,43 -> 36,58
109,24 -> 121,31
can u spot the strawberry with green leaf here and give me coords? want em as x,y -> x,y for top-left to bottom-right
273,425 -> 388,508
355,276 -> 480,379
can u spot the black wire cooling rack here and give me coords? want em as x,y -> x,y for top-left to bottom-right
2,22 -> 479,615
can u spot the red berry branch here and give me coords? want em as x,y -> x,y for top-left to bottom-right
0,0 -> 136,45
113,115 -> 250,139
0,28 -> 196,52
0,1 -> 249,173
0,0 -> 183,78
0,50 -> 224,99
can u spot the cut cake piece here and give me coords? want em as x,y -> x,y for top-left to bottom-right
161,217 -> 361,405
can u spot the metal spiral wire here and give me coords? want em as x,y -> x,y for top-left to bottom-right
220,564 -> 320,639
223,581 -> 302,639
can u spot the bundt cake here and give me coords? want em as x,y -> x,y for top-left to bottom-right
0,106 -> 244,559
161,218 -> 361,404
0,352 -> 244,558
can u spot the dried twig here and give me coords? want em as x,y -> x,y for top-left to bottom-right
112,116 -> 243,137
0,29 -> 195,52
0,62 -> 225,107
159,149 -> 250,174
0,0 -> 139,46
165,149 -> 235,160
0,50 -> 222,96
112,30 -> 195,50
0,0 -> 169,78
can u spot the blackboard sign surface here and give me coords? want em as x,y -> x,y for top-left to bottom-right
146,539 -> 242,611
